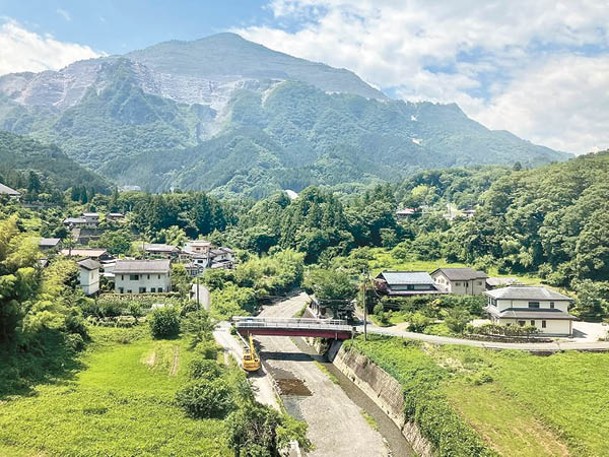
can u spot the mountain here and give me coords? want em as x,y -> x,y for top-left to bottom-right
0,33 -> 569,197
0,131 -> 110,192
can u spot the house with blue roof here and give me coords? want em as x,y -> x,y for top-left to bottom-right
374,271 -> 443,297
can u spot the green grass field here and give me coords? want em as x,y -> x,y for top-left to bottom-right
0,327 -> 231,457
352,336 -> 609,457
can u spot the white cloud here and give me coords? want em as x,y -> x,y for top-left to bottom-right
0,19 -> 100,75
236,0 -> 609,153
57,8 -> 71,22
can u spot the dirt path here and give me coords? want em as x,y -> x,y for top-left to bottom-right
213,322 -> 280,411
258,293 -> 389,457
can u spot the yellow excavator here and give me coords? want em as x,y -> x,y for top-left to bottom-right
242,333 -> 261,372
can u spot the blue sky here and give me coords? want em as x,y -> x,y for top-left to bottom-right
1,0 -> 608,154
0,0 -> 272,53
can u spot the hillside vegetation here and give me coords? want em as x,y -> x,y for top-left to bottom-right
351,336 -> 609,457
0,131 -> 109,193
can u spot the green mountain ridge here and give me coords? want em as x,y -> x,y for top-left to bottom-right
0,33 -> 570,196
0,131 -> 110,193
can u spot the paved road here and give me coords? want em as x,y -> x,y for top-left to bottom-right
259,293 -> 389,457
213,322 -> 279,410
190,283 -> 210,311
357,319 -> 609,352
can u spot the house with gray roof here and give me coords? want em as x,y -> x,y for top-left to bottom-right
77,258 -> 101,295
431,267 -> 488,295
484,286 -> 576,336
113,259 -> 171,294
375,271 -> 442,297
39,238 -> 62,251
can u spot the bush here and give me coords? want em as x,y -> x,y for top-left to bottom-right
189,358 -> 223,379
193,340 -> 220,360
407,312 -> 432,333
176,378 -> 234,419
444,308 -> 472,334
149,306 -> 180,339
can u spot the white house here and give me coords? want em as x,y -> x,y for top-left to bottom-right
484,286 -> 576,336
77,258 -> 101,296
375,271 -> 442,297
431,268 -> 488,296
113,259 -> 171,294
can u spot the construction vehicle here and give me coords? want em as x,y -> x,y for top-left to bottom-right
242,333 -> 261,372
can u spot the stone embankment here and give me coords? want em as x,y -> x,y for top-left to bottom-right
329,341 -> 434,457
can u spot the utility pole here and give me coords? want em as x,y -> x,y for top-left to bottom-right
362,269 -> 368,341
196,274 -> 200,311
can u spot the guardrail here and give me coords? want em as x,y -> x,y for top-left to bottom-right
233,316 -> 352,332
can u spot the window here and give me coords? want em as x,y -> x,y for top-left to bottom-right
158,274 -> 161,279
118,287 -> 124,294
530,320 -> 535,326
528,302 -> 540,309
455,282 -> 460,286
542,320 -> 547,328
550,302 -> 555,309
130,274 -> 139,281
127,290 -> 132,294
151,288 -> 156,293
406,284 -> 414,290
478,281 -> 483,285
518,320 -> 525,327
139,287 -> 146,293
147,274 -> 150,280
121,275 -> 124,281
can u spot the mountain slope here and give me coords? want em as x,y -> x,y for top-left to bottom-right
0,131 -> 110,192
0,33 -> 569,196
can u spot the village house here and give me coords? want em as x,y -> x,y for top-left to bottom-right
0,183 -> 21,199
179,240 -> 235,276
143,243 -> 180,259
395,208 -> 419,220
39,238 -> 62,251
375,271 -> 442,297
431,267 -> 488,295
82,213 -> 100,227
113,259 -> 171,294
484,286 -> 576,336
106,212 -> 125,222
61,248 -> 113,262
63,216 -> 88,228
77,258 -> 101,295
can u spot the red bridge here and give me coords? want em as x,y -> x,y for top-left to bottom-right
233,317 -> 354,340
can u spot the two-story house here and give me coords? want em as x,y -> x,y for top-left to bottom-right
431,268 -> 488,295
484,286 -> 576,336
113,259 -> 171,294
77,258 -> 101,295
375,271 -> 442,298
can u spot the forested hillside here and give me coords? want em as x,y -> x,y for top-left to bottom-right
0,131 -> 110,195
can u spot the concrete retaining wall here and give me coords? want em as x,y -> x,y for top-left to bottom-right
330,341 -> 434,457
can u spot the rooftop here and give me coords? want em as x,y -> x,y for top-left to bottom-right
61,248 -> 109,258
485,286 -> 572,301
77,258 -> 101,271
487,306 -> 577,321
432,267 -> 488,281
144,243 -> 179,253
376,271 -> 435,285
114,259 -> 171,274
0,183 -> 20,196
39,238 -> 61,247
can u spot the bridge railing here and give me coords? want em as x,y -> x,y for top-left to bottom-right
232,316 -> 352,331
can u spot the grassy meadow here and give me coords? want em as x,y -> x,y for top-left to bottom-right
0,327 -> 231,457
351,335 -> 609,457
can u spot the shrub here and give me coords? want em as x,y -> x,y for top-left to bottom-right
149,306 -> 180,339
189,358 -> 223,379
193,340 -> 220,360
407,312 -> 432,333
176,378 -> 234,419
